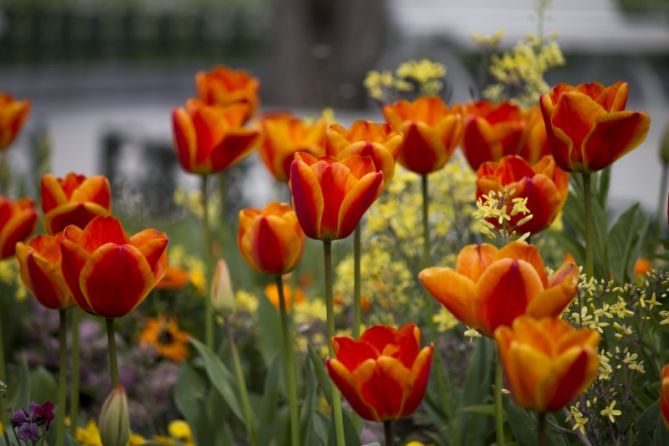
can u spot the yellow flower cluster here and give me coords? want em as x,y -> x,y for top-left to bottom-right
0,259 -> 26,301
75,420 -> 194,446
472,189 -> 532,243
364,59 -> 448,102
470,30 -> 505,47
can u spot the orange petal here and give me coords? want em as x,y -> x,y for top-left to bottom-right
419,267 -> 479,328
289,158 -> 324,239
326,358 -> 380,421
129,228 -> 169,280
454,244 -> 498,281
209,128 -> 259,171
40,174 -> 69,213
398,122 -> 446,174
400,345 -> 433,418
538,347 -> 599,412
337,170 -> 383,239
172,108 -> 198,173
526,262 -> 578,318
0,206 -> 37,259
82,216 -> 129,252
44,202 -> 111,235
495,241 -> 548,287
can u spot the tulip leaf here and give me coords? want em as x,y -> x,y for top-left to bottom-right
306,411 -> 330,446
301,358 -> 320,446
189,337 -> 245,424
635,399 -> 669,445
257,355 -> 283,446
6,361 -> 31,411
608,203 -> 649,283
29,366 -> 58,404
307,344 -> 333,404
462,404 -> 496,416
458,338 -> 494,446
174,361 -> 211,446
327,409 -> 360,446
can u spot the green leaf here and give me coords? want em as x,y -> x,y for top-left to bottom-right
458,338 -> 494,446
257,293 -> 283,366
189,337 -> 244,424
307,344 -> 332,404
301,358 -> 320,446
462,404 -> 496,417
257,355 -> 283,446
6,362 -> 31,411
597,167 -> 611,208
608,203 -> 649,283
174,361 -> 212,446
29,366 -> 57,404
327,409 -> 360,446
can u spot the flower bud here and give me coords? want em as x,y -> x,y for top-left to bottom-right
98,386 -> 129,446
210,259 -> 234,313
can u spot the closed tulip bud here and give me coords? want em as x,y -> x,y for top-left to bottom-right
98,385 -> 130,446
660,123 -> 669,165
495,316 -> 600,413
210,259 -> 235,313
420,240 -> 579,337
195,65 -> 260,122
326,324 -> 433,422
0,196 -> 37,259
661,365 -> 669,428
0,93 -> 31,151
238,202 -> 304,275
41,172 -> 112,235
540,81 -> 650,173
383,96 -> 462,174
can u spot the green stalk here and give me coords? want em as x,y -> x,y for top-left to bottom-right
657,165 -> 668,238
353,224 -> 362,338
383,420 -> 393,446
537,412 -> 546,446
69,308 -> 80,432
495,359 -> 506,446
323,241 -> 346,446
200,174 -> 214,350
421,174 -> 431,267
0,313 -> 5,427
225,323 -> 257,446
582,173 -> 594,277
105,318 -> 119,388
55,309 -> 68,446
276,276 -> 300,446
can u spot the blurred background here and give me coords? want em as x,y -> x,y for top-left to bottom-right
1,0 -> 668,214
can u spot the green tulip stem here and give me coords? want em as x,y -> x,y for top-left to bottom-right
657,165 -> 668,237
384,420 -> 393,446
323,240 -> 346,446
495,358 -> 506,446
200,174 -> 214,350
353,224 -> 362,338
69,308 -> 80,431
56,309 -> 68,446
421,174 -> 431,267
276,275 -> 300,446
583,173 -> 594,277
537,412 -> 547,446
105,318 -> 119,388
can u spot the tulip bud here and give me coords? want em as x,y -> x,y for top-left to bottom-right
661,123 -> 669,165
98,386 -> 129,446
210,259 -> 234,314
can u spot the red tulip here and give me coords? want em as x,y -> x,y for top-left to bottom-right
0,93 -> 31,150
326,324 -> 433,421
60,216 -> 168,318
661,364 -> 669,428
518,106 -> 552,164
41,172 -> 111,234
195,65 -> 260,122
0,196 -> 37,259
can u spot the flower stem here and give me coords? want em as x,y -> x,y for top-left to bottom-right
657,165 -> 668,238
583,173 -> 594,277
383,420 -> 393,446
105,318 -> 119,388
353,224 -> 362,338
276,275 -> 300,446
0,308 -> 5,427
495,359 -> 506,446
225,323 -> 257,446
200,174 -> 214,350
421,174 -> 431,267
537,412 -> 547,446
323,240 -> 346,446
56,309 -> 68,446
69,308 -> 80,432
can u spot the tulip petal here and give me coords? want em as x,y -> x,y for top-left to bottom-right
419,267 -> 479,328
538,347 -> 598,412
454,244 -> 498,281
45,202 -> 111,235
495,241 -> 548,287
526,262 -> 578,319
172,108 -> 198,172
0,207 -> 36,258
289,158 -> 324,239
463,117 -> 501,170
209,129 -> 259,171
400,345 -> 433,418
582,111 -> 650,171
399,122 -> 446,174
337,171 -> 383,239
130,229 -> 169,280
509,342 -> 552,411
60,228 -> 93,312
332,337 -> 380,370
82,216 -> 129,252
25,252 -> 72,309
40,174 -> 69,212
327,358 -> 379,421
376,356 -> 412,419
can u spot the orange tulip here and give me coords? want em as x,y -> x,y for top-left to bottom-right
461,100 -> 526,171
41,172 -> 112,235
383,96 -> 462,174
0,196 -> 37,259
0,93 -> 31,150
540,81 -> 650,173
238,202 -> 305,275
156,265 -> 190,290
326,324 -> 433,422
661,364 -> 669,428
264,283 -> 305,310
633,257 -> 651,278
195,65 -> 260,122
258,113 -> 327,182
495,316 -> 600,412
518,106 -> 552,164
16,233 -> 74,310
60,216 -> 168,318
420,240 -> 578,337
289,153 -> 383,240
326,120 -> 402,182
476,155 -> 569,234
171,99 -> 259,175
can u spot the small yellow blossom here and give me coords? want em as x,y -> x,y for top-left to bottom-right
600,400 -> 622,423
433,308 -> 458,332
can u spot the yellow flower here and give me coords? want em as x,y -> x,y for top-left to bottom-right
600,400 -> 622,423
75,420 -> 103,446
168,420 -> 194,444
139,315 -> 190,363
129,433 -> 147,445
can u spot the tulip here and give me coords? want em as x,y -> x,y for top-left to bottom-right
420,240 -> 579,337
259,113 -> 327,182
0,93 -> 31,150
238,202 -> 305,275
326,120 -> 402,182
495,316 -> 600,413
60,216 -> 168,318
16,233 -> 74,310
476,155 -> 569,234
461,100 -> 526,171
210,259 -> 235,313
326,323 -> 433,422
41,173 -> 112,235
539,81 -> 650,173
661,365 -> 669,429
289,153 -> 383,241
0,196 -> 37,259
195,65 -> 260,122
171,99 -> 259,175
518,106 -> 552,164
383,96 -> 462,174
98,386 -> 130,446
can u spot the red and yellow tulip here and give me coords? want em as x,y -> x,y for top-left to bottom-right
60,216 -> 168,318
476,155 -> 569,234
195,65 -> 260,122
258,113 -> 327,182
16,233 -> 74,310
0,93 -> 31,151
539,81 -> 650,173
326,324 -> 433,422
41,173 -> 112,235
289,153 -> 383,240
661,364 -> 669,428
238,202 -> 305,275
495,316 -> 600,412
420,240 -> 578,336
326,120 -> 402,182
0,196 -> 37,259
461,100 -> 526,171
518,106 -> 552,164
383,96 -> 462,174
171,99 -> 259,175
